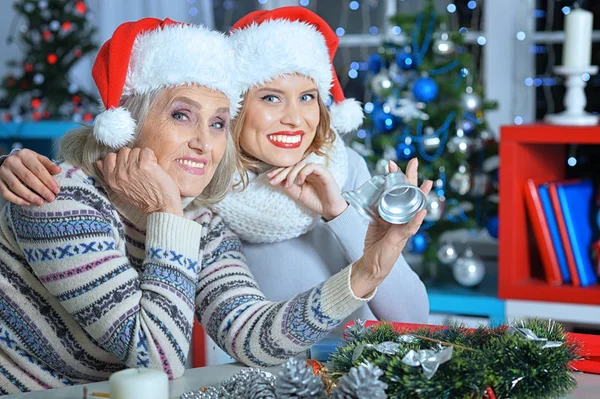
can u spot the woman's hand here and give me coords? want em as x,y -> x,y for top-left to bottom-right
266,161 -> 348,220
0,149 -> 61,206
97,147 -> 184,216
351,158 -> 433,297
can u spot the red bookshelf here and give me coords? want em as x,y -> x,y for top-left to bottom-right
499,124 -> 600,305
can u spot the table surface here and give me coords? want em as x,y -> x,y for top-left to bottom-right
4,364 -> 600,398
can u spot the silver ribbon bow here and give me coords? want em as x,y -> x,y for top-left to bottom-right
401,345 -> 453,380
506,327 -> 563,349
352,341 -> 402,363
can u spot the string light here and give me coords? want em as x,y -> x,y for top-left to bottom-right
582,73 -> 591,82
349,1 -> 359,10
567,157 -> 577,167
350,61 -> 359,70
335,27 -> 345,36
188,7 -> 198,16
459,27 -> 468,34
561,6 -> 571,15
514,116 -> 524,125
534,9 -> 546,18
348,69 -> 358,79
369,26 -> 378,35
516,31 -> 526,41
391,26 -> 402,35
477,36 -> 486,45
357,129 -> 367,139
300,0 -> 309,6
467,1 -> 477,10
447,4 -> 456,13
364,102 -> 374,113
525,77 -> 534,86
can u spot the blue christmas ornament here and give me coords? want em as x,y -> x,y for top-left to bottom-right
396,142 -> 417,160
368,53 -> 383,74
372,106 -> 397,133
408,232 -> 428,254
395,51 -> 415,70
486,216 -> 499,239
412,77 -> 439,103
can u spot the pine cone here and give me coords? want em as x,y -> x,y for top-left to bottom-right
242,374 -> 276,399
330,362 -> 388,399
275,358 -> 325,399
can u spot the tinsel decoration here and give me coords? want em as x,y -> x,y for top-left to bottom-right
275,358 -> 325,399
330,362 -> 388,399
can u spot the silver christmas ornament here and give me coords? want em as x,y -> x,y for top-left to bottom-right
461,92 -> 483,113
449,165 -> 471,195
49,20 -> 61,31
447,135 -> 473,155
452,247 -> 485,287
371,71 -> 393,96
438,243 -> 458,265
33,74 -> 45,85
424,190 -> 444,221
331,362 -> 388,399
181,368 -> 276,399
275,358 -> 324,399
344,171 -> 427,224
433,30 -> 456,56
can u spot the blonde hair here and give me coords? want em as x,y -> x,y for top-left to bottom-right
233,93 -> 335,187
59,88 -> 238,207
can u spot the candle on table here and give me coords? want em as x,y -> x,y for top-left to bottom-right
109,368 -> 168,399
563,6 -> 594,68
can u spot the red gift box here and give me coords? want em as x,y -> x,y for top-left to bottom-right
345,321 -> 600,375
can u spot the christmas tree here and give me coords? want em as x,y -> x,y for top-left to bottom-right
1,0 -> 98,123
350,0 -> 499,284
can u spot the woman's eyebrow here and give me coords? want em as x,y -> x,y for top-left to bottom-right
172,96 -> 202,109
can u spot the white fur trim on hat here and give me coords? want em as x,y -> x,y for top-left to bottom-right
124,24 -> 241,117
93,107 -> 137,149
230,20 -> 332,100
329,98 -> 364,134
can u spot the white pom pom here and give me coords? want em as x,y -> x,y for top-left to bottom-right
93,107 -> 137,148
329,98 -> 364,135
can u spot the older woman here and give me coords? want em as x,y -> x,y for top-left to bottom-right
0,17 -> 429,395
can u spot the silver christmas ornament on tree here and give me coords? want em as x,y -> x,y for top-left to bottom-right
371,71 -> 393,96
386,26 -> 408,46
449,165 -> 472,195
424,190 -> 444,221
421,127 -> 441,152
452,247 -> 485,287
447,134 -> 473,155
433,26 -> 456,56
438,243 -> 458,265
461,91 -> 483,113
275,358 -> 324,399
331,362 -> 388,399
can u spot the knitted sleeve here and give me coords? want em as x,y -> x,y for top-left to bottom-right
10,179 -> 203,379
194,212 -> 371,367
325,147 -> 429,323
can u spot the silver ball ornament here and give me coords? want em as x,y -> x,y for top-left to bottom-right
437,243 -> 458,265
425,190 -> 444,221
447,135 -> 473,155
452,248 -> 485,287
449,165 -> 472,195
433,31 -> 456,56
371,72 -> 392,96
461,92 -> 483,113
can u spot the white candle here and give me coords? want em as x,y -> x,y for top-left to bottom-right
563,7 -> 594,68
109,368 -> 169,399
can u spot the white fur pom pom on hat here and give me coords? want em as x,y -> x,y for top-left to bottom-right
329,98 -> 364,135
93,107 -> 137,149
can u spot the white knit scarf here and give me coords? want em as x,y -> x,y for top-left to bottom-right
212,134 -> 348,243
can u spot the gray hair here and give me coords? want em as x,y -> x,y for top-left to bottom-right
59,89 -> 237,208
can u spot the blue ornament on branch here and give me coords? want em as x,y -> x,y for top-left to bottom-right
407,232 -> 429,254
486,215 -> 499,239
396,142 -> 417,160
395,51 -> 415,71
372,107 -> 398,133
412,77 -> 439,103
368,53 -> 383,74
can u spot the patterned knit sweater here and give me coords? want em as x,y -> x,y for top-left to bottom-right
0,163 -> 368,395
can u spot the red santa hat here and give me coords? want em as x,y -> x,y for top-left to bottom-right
230,6 -> 364,135
92,17 -> 240,148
